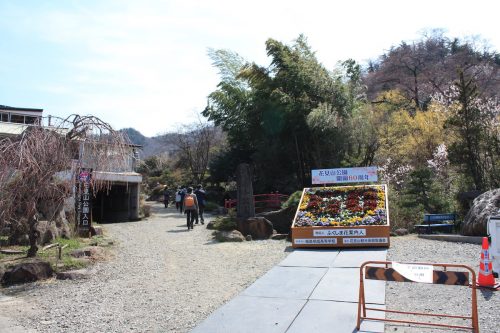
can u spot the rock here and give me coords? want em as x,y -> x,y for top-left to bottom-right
9,232 -> 30,246
394,228 -> 409,236
245,235 -> 253,241
258,205 -> 297,234
271,233 -> 288,240
244,217 -> 274,240
462,188 -> 500,236
56,269 -> 90,280
37,219 -> 58,245
37,197 -> 73,241
93,226 -> 104,236
214,230 -> 245,242
1,261 -> 53,286
70,246 -> 105,260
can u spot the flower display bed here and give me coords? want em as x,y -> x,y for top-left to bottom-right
291,185 -> 390,248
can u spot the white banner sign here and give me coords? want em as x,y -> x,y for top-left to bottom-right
314,229 -> 366,237
294,238 -> 337,245
311,167 -> 378,185
343,237 -> 388,244
392,262 -> 434,283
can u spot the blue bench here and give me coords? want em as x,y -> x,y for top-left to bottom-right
414,214 -> 456,234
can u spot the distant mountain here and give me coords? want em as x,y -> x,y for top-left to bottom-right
121,128 -> 148,146
120,128 -> 178,159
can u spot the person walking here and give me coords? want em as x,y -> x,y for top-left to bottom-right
175,187 -> 182,211
194,184 -> 206,224
163,187 -> 170,208
179,186 -> 186,214
183,187 -> 199,230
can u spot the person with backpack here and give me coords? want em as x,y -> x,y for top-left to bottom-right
194,184 -> 206,225
183,187 -> 199,230
179,186 -> 186,214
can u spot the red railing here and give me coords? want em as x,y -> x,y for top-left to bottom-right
224,192 -> 289,211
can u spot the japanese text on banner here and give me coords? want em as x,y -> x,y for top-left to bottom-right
311,167 -> 377,185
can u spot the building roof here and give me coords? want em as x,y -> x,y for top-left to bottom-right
0,122 -> 69,137
0,122 -> 29,136
0,105 -> 43,112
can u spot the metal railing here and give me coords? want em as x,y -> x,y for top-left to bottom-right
224,193 -> 289,211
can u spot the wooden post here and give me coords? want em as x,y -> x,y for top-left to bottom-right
236,163 -> 255,220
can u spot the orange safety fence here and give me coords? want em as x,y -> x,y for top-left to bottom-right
357,260 -> 479,332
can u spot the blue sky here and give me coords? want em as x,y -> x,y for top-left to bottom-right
1,0 -> 499,137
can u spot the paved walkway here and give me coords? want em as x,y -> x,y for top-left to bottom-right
192,247 -> 387,333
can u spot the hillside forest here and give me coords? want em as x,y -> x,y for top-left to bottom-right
135,31 -> 500,230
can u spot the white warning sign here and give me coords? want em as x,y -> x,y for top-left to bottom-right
392,262 -> 433,283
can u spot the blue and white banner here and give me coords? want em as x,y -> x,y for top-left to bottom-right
311,166 -> 378,185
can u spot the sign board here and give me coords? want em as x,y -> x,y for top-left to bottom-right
311,166 -> 377,185
392,262 -> 434,283
487,216 -> 500,275
76,168 -> 92,232
487,216 -> 500,254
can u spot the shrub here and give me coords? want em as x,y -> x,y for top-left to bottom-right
282,191 -> 302,209
140,201 -> 151,218
211,215 -> 237,231
204,201 -> 219,212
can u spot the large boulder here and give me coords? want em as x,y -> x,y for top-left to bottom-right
462,188 -> 500,236
258,205 -> 297,234
36,220 -> 59,245
1,261 -> 53,286
214,230 -> 245,242
244,217 -> 274,240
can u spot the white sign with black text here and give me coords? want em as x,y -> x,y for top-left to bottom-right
392,262 -> 434,284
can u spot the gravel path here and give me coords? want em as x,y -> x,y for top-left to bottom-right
386,235 -> 499,333
1,209 -> 499,333
0,203 -> 289,332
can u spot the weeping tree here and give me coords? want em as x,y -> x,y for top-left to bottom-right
0,115 -> 133,257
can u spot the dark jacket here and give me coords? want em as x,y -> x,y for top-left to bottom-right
194,189 -> 206,207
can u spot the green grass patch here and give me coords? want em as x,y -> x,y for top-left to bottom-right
55,237 -> 83,251
61,256 -> 88,270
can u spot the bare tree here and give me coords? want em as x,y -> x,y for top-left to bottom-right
365,33 -> 500,110
0,115 -> 133,257
171,120 -> 225,185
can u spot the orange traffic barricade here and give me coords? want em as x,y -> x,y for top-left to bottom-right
357,261 -> 479,332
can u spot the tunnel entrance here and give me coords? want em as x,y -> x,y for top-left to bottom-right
92,182 -> 140,223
